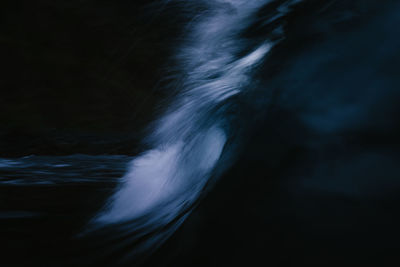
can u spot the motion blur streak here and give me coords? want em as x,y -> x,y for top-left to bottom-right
87,0 -> 301,260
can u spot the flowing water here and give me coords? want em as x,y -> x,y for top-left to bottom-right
2,0 -> 400,266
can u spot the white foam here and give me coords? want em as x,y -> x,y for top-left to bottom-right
90,0 -> 301,256
96,127 -> 226,224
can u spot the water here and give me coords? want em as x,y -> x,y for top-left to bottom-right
86,1 -> 303,261
2,0 -> 400,266
0,155 -> 131,266
0,155 -> 130,186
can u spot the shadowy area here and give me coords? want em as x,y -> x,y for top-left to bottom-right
0,0 -> 184,156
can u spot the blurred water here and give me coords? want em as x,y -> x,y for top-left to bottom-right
88,1 -> 303,261
0,155 -> 131,266
2,0 -> 400,266
0,155 -> 131,186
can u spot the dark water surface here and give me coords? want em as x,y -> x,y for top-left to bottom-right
1,149 -> 400,266
0,155 -> 131,266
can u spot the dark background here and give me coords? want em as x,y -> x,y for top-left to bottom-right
0,0 -> 185,156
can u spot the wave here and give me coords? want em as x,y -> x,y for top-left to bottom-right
85,0 -> 302,262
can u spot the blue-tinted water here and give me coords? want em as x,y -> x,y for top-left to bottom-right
0,155 -> 131,266
2,1 -> 400,266
0,155 -> 131,186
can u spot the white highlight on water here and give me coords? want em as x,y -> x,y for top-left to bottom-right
91,0 -> 302,256
97,126 -> 226,223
